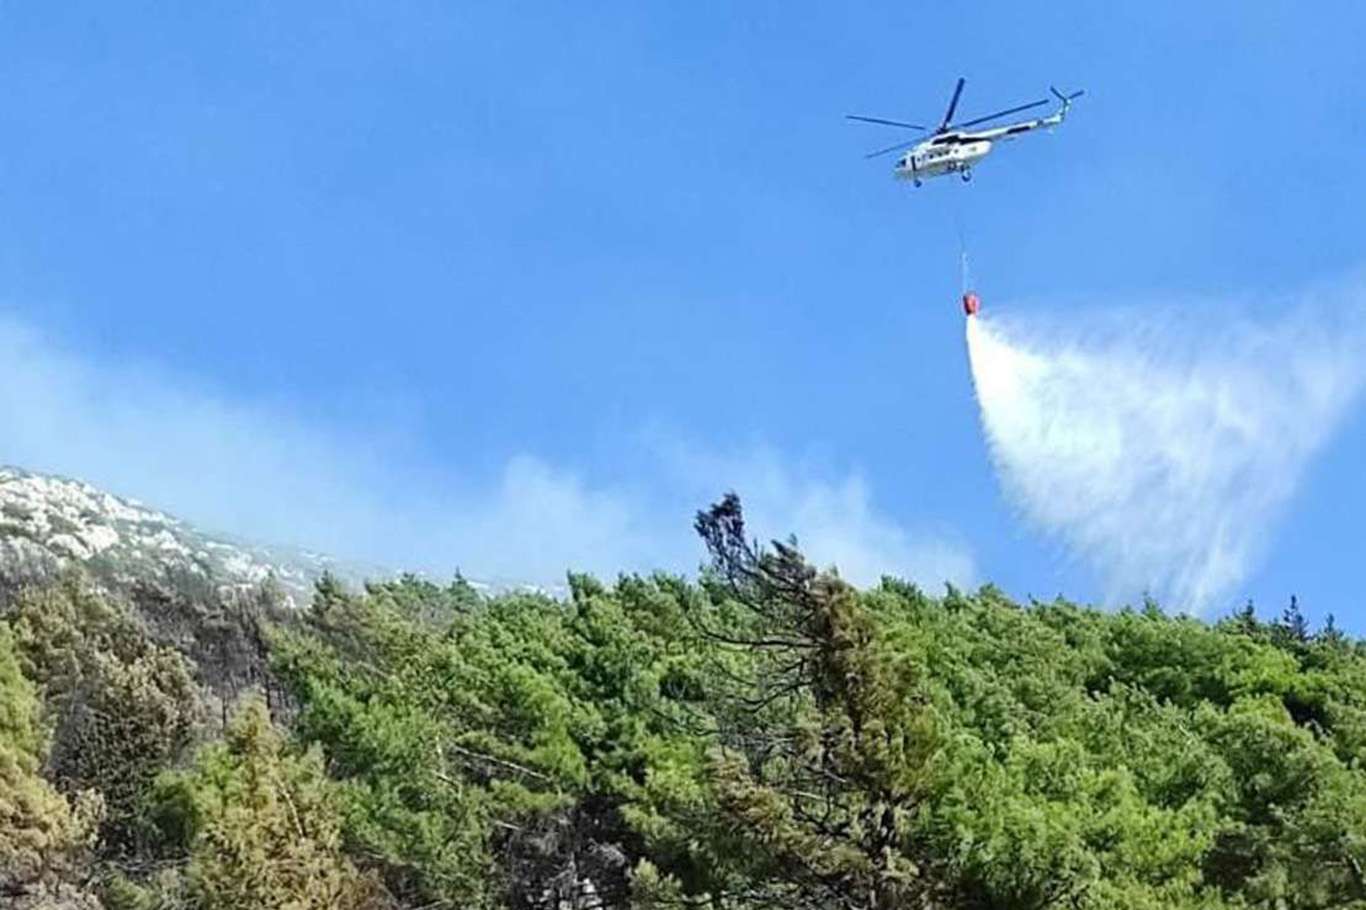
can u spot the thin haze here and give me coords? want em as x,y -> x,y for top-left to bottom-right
966,286 -> 1366,611
0,314 -> 974,591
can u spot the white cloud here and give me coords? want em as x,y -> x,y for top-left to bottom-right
965,282 -> 1366,612
652,441 -> 977,589
0,313 -> 972,591
443,454 -> 659,584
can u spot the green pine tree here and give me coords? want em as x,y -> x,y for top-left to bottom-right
0,623 -> 103,906
153,696 -> 377,910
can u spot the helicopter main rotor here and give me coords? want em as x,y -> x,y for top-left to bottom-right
846,77 -> 1054,158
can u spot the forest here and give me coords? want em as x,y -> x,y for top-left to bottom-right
3,494 -> 1366,909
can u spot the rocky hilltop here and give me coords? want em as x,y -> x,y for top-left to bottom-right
0,465 -> 370,607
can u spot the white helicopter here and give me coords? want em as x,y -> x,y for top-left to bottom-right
848,78 -> 1083,185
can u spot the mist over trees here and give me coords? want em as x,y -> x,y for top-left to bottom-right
3,494 -> 1366,909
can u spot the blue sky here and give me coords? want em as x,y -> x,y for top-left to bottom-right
1,2 -> 1364,626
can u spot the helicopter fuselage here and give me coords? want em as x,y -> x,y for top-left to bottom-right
891,102 -> 1071,184
894,134 -> 992,182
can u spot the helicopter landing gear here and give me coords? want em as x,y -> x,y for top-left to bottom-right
961,168 -> 973,183
913,177 -> 923,188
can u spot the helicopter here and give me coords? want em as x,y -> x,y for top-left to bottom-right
847,78 -> 1083,186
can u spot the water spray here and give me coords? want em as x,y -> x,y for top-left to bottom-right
961,283 -> 1365,611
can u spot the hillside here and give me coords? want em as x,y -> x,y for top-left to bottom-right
0,465 -> 373,608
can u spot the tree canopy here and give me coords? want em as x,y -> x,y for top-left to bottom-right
4,496 -> 1366,908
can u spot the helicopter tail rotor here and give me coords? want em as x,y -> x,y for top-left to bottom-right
1050,86 -> 1085,105
1048,86 -> 1085,122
